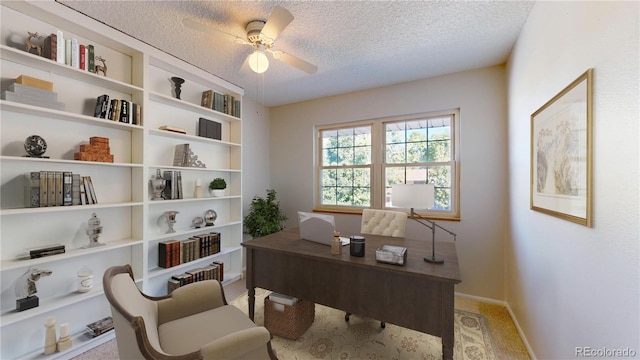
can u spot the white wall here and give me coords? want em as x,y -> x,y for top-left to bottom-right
241,96 -> 271,242
269,66 -> 508,299
506,2 -> 639,358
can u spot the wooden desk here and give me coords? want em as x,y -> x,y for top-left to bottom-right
242,227 -> 462,359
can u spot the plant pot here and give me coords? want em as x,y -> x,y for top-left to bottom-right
210,189 -> 225,197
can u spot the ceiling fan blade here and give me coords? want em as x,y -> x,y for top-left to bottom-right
260,6 -> 294,43
182,18 -> 250,45
269,50 -> 318,74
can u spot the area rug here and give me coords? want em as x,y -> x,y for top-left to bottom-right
234,288 -> 497,360
73,289 -> 496,360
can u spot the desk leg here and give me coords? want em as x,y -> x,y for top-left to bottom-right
246,248 -> 256,321
442,284 -> 455,360
248,287 -> 256,321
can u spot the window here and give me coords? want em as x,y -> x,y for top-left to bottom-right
316,109 -> 460,219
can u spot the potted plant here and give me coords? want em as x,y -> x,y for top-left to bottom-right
244,189 -> 288,238
209,178 -> 226,197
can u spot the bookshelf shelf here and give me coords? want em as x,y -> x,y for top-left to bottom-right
0,45 -> 143,94
0,100 -> 144,130
148,128 -> 241,147
0,2 -> 243,358
0,239 -> 143,272
0,201 -> 144,215
0,155 -> 144,167
146,220 -> 242,242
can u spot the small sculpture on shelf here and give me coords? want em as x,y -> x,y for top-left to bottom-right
15,267 -> 52,312
94,56 -> 107,77
192,216 -> 204,229
25,31 -> 43,56
204,209 -> 217,226
170,77 -> 185,99
164,211 -> 179,233
24,135 -> 49,158
150,169 -> 166,201
85,213 -> 104,248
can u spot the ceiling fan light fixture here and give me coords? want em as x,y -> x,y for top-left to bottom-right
248,48 -> 269,74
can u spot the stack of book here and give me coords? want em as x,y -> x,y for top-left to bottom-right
86,317 -> 114,338
1,76 -> 65,111
24,171 -> 97,207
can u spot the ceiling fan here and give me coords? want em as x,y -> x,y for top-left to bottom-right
183,6 -> 318,74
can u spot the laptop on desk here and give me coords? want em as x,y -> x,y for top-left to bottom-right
298,211 -> 350,246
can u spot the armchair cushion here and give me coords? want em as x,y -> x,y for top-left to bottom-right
158,305 -> 270,358
157,280 -> 226,325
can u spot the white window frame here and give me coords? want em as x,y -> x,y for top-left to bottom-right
315,109 -> 460,220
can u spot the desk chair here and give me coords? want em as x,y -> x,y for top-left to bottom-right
345,209 -> 408,328
103,264 -> 277,360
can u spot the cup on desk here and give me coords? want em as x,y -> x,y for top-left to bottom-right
350,236 -> 365,257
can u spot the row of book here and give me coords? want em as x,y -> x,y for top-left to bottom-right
167,261 -> 224,294
201,90 -> 241,118
162,170 -> 183,200
24,171 -> 97,208
37,31 -> 98,73
158,232 -> 221,269
94,94 -> 141,125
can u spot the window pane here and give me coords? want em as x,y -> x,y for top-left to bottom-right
386,143 -> 405,163
322,169 -> 336,186
322,148 -> 337,166
435,187 -> 451,210
322,186 -> 336,204
428,165 -> 450,188
354,146 -> 370,165
336,168 -> 353,186
407,141 -> 427,163
428,139 -> 450,162
337,147 -> 354,166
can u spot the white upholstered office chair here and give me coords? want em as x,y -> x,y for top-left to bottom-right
346,209 -> 408,328
360,209 -> 407,238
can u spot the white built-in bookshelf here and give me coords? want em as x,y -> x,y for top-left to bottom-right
0,1 -> 244,358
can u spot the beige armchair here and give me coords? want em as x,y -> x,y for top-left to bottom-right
103,264 -> 277,360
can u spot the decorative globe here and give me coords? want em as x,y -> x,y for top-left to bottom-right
24,135 -> 47,157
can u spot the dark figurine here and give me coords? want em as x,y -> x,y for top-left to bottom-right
171,77 -> 185,99
16,268 -> 52,312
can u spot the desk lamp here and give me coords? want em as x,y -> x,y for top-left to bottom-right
392,184 -> 456,264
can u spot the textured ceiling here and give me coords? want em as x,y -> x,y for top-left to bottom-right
57,1 -> 534,107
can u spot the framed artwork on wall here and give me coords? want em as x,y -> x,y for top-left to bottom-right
530,68 -> 593,227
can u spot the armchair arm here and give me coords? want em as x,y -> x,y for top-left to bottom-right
199,327 -> 272,360
157,280 -> 226,325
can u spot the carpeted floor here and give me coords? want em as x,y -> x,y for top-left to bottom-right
72,280 -> 530,360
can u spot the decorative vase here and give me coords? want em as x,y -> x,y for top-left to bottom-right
210,189 -> 225,197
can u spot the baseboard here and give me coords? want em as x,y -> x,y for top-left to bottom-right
455,292 -> 536,360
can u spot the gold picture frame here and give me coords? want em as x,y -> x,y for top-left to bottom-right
530,68 -> 593,227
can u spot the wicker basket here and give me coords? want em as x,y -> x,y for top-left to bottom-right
264,297 -> 315,340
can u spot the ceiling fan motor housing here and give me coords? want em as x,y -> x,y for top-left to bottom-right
246,20 -> 268,44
